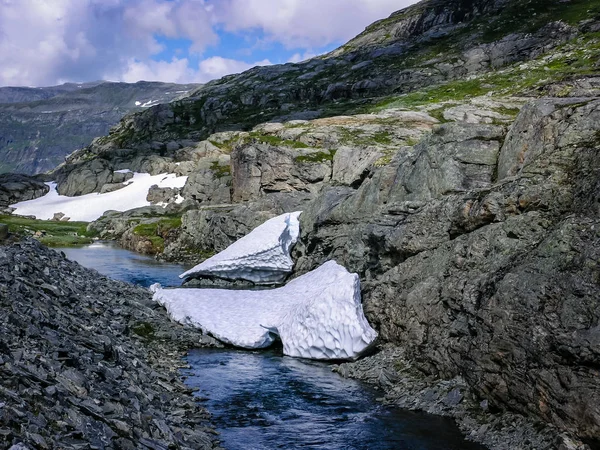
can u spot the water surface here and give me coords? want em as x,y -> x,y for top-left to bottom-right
56,241 -> 189,287
61,243 -> 486,450
185,348 -> 485,450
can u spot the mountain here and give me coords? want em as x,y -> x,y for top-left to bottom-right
0,81 -> 200,174
7,0 -> 600,448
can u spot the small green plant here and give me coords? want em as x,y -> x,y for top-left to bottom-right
246,132 -> 310,148
210,160 -> 232,178
294,150 -> 336,163
0,214 -> 97,247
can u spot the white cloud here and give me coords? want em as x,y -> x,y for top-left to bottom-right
197,56 -> 272,81
211,0 -> 416,49
287,51 -> 318,64
0,0 -> 419,86
116,56 -> 272,84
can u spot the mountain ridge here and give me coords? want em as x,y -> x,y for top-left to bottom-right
0,81 -> 201,174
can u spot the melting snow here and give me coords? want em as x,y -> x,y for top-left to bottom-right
152,261 -> 377,360
180,212 -> 301,284
10,172 -> 187,222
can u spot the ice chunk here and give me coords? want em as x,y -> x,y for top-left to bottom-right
153,261 -> 378,360
180,211 -> 302,285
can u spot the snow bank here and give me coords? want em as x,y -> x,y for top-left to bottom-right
10,172 -> 187,222
152,261 -> 378,360
180,211 -> 302,284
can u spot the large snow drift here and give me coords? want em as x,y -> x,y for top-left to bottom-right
180,211 -> 302,284
152,260 -> 377,360
10,172 -> 187,222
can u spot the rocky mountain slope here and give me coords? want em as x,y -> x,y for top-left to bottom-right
9,0 -> 600,448
0,239 -> 220,449
0,81 -> 200,175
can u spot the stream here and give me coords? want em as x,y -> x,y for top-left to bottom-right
58,242 -> 486,450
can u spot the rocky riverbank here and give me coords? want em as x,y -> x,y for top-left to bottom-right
0,238 -> 222,450
334,345 -> 578,450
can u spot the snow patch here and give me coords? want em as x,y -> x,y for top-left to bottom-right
153,261 -> 377,360
10,172 -> 188,222
114,169 -> 132,174
180,212 -> 301,284
135,101 -> 142,106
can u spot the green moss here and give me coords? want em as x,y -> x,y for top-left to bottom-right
246,132 -> 309,148
209,136 -> 241,153
133,216 -> 182,237
373,32 -> 600,111
374,149 -> 396,167
131,321 -> 155,339
294,150 -> 336,163
339,129 -> 394,146
0,214 -> 96,247
478,0 -> 600,43
210,160 -> 232,178
132,216 -> 182,252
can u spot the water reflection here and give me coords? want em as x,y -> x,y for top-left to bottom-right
55,241 -> 190,288
184,348 -> 485,450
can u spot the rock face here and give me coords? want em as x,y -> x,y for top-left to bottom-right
0,173 -> 49,208
0,239 -> 220,449
231,143 -> 333,201
293,98 -> 600,444
0,81 -> 201,175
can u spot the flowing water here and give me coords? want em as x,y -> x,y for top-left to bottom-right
59,243 -> 486,450
57,241 -> 189,287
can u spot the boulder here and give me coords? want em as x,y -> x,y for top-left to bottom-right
0,173 -> 49,207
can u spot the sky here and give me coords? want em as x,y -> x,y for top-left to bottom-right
0,0 -> 419,87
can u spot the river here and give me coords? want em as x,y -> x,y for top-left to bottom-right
58,242 -> 486,450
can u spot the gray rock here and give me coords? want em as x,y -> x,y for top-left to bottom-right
146,185 -> 180,204
332,146 -> 384,187
0,223 -> 8,240
231,142 -> 332,202
0,173 -> 49,207
0,238 -> 221,448
294,98 -> 600,444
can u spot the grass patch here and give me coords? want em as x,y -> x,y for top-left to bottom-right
246,132 -> 310,148
0,214 -> 96,247
373,31 -> 600,111
133,217 -> 182,237
131,322 -> 155,339
295,150 -> 336,163
132,216 -> 183,252
339,129 -> 394,146
210,160 -> 232,178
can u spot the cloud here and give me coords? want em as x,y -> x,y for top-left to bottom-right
0,0 -> 218,86
197,56 -> 272,81
211,0 -> 416,49
117,56 -> 272,84
287,51 -> 318,64
0,0 -> 418,86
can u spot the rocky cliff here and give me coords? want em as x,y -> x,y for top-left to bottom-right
15,0 -> 600,448
0,81 -> 200,175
